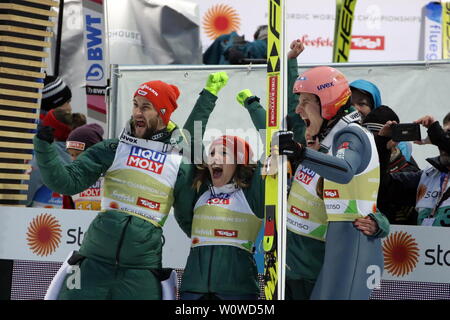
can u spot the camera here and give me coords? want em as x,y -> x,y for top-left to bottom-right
391,123 -> 421,142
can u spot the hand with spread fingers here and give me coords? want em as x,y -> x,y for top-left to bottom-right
353,216 -> 379,236
204,71 -> 229,96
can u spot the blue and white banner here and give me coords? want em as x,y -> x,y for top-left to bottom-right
423,1 -> 442,60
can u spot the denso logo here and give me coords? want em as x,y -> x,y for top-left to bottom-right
214,229 -> 238,238
324,189 -> 339,198
207,193 -> 231,205
290,205 -> 309,219
295,167 -> 316,185
351,36 -> 385,50
127,146 -> 166,174
136,197 -> 160,211
317,82 -> 334,90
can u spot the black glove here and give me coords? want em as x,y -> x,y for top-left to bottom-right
272,130 -> 305,162
36,125 -> 54,144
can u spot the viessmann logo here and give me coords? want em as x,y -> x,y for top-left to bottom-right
383,231 -> 420,277
351,35 -> 385,50
214,229 -> 238,238
26,214 -> 62,256
127,146 -> 166,174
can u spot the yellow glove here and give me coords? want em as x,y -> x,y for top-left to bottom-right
236,89 -> 253,106
205,72 -> 229,96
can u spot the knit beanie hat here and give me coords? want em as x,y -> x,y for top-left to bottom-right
42,109 -> 72,142
41,75 -> 72,111
66,123 -> 104,151
209,135 -> 254,165
362,105 -> 400,133
133,81 -> 180,125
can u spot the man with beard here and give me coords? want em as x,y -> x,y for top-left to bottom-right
273,66 -> 390,300
34,78 -> 226,299
378,112 -> 450,227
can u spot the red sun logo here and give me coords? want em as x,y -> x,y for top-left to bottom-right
383,231 -> 420,277
27,214 -> 62,256
203,4 -> 241,40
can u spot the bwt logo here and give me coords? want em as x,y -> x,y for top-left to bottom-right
85,14 -> 104,81
127,146 -> 166,174
290,205 -> 309,219
317,82 -> 334,90
294,167 -> 316,185
351,35 -> 385,50
207,193 -> 231,205
324,189 -> 340,198
215,229 -> 238,238
136,197 -> 160,211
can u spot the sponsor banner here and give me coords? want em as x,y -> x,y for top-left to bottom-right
443,2 -> 450,59
423,1 -> 442,60
83,0 -> 107,115
0,207 -> 191,268
191,0 -> 432,62
382,225 -> 450,283
0,208 -> 97,262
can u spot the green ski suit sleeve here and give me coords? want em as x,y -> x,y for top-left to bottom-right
33,137 -> 117,195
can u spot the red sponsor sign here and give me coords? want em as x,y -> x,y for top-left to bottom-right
351,35 -> 385,50
214,229 -> 238,238
80,188 -> 101,198
136,197 -> 160,211
268,76 -> 278,127
290,205 -> 309,219
324,189 -> 340,198
127,156 -> 164,174
207,198 -> 230,205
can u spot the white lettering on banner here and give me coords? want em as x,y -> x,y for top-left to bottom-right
290,205 -> 309,219
79,188 -> 101,198
194,228 -> 213,236
324,189 -> 339,198
214,229 -> 238,238
207,193 -> 231,205
112,190 -> 135,203
195,215 -> 247,223
136,197 -> 160,211
108,176 -> 167,197
66,266 -> 81,290
127,146 -> 166,174
351,35 -> 385,50
290,192 -> 322,208
366,265 -> 381,290
294,167 -> 316,185
85,14 -> 104,82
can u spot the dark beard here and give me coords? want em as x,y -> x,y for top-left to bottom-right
130,118 -> 168,141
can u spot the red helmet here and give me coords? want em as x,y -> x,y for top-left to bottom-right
293,66 -> 351,120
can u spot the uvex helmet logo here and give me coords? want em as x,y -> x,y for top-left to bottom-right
383,231 -> 419,277
215,229 -> 238,238
317,81 -> 334,91
324,189 -> 339,198
127,146 -> 166,174
290,205 -> 309,219
136,197 -> 160,211
27,214 -> 62,257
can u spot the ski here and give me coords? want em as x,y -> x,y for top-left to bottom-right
263,0 -> 287,300
333,0 -> 357,62
443,2 -> 450,59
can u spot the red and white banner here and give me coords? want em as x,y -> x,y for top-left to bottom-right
191,0 -> 433,63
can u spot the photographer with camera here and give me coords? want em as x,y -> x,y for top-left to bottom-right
378,112 -> 450,227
